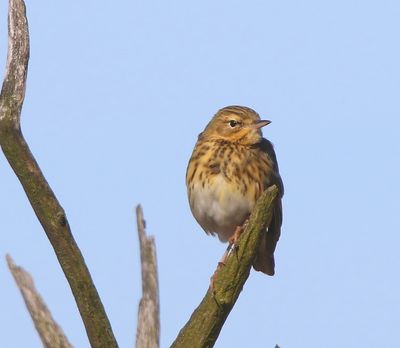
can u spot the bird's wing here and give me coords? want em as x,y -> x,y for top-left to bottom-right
253,138 -> 284,275
259,138 -> 284,197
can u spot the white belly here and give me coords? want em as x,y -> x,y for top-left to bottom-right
190,175 -> 253,242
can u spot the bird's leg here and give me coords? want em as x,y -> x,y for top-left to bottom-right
210,240 -> 236,290
210,243 -> 232,290
219,243 -> 233,267
217,226 -> 242,272
228,219 -> 249,251
210,222 -> 249,291
228,225 -> 244,246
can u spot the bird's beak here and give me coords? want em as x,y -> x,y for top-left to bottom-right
253,120 -> 271,129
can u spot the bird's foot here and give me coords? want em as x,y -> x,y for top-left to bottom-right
210,261 -> 225,292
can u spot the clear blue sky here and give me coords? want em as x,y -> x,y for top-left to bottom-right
1,1 -> 399,347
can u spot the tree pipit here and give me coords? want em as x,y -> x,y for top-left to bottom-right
186,106 -> 284,280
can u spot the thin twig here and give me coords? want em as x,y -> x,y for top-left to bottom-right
6,255 -> 73,348
135,205 -> 160,348
0,1 -> 118,347
171,185 -> 279,348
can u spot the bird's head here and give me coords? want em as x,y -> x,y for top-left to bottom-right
201,106 -> 270,145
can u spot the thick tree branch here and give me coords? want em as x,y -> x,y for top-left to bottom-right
6,255 -> 73,348
171,185 -> 279,348
135,205 -> 160,348
0,1 -> 118,347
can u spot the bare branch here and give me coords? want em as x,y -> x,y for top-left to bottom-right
0,1 -> 117,347
6,255 -> 73,348
135,205 -> 160,348
0,0 -> 29,125
171,185 -> 279,348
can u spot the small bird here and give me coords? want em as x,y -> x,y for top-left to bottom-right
186,106 -> 283,275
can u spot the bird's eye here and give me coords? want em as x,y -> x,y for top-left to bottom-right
229,120 -> 238,127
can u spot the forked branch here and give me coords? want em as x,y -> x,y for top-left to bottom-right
1,1 -> 279,347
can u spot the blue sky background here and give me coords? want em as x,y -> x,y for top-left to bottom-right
1,1 -> 399,347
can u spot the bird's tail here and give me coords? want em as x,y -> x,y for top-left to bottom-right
253,200 -> 282,276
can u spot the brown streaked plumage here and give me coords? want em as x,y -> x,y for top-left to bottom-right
186,105 -> 284,275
